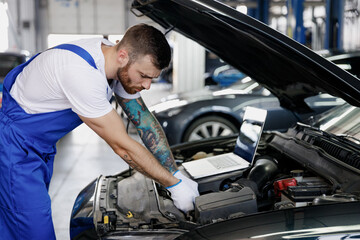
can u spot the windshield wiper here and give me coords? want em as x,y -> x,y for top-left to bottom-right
317,131 -> 360,148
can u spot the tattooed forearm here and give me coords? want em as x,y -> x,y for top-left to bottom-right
118,96 -> 178,174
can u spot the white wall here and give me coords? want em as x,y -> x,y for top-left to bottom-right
48,0 -> 126,35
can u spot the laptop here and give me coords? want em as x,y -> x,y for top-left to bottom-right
182,106 -> 267,179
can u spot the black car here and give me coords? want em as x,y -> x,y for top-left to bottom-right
150,52 -> 359,146
0,52 -> 28,108
70,0 -> 360,239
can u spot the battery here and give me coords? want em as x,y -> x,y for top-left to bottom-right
282,178 -> 332,204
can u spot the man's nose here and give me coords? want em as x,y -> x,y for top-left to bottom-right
142,78 -> 152,90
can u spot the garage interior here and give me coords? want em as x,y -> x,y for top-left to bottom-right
1,0 -> 360,239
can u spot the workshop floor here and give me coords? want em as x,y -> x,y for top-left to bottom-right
49,82 -> 172,239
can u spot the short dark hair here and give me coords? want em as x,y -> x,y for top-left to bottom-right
117,23 -> 171,70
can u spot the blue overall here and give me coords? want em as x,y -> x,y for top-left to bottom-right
0,44 -> 98,239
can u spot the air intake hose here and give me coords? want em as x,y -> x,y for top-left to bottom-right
247,156 -> 279,191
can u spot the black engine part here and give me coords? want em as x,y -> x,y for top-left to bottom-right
194,186 -> 257,224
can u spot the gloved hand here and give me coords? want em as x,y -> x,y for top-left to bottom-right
166,170 -> 199,213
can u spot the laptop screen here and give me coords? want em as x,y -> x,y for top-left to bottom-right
233,120 -> 263,163
233,107 -> 267,163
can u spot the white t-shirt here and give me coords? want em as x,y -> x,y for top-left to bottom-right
10,38 -> 140,118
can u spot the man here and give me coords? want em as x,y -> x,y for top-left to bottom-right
0,23 -> 199,239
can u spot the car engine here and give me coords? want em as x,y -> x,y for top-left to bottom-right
79,125 -> 360,238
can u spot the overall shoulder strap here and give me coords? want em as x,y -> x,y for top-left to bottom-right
4,44 -> 98,96
52,44 -> 98,70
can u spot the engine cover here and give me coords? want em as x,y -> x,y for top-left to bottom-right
194,186 -> 257,224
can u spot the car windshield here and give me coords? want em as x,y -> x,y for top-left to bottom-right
311,103 -> 360,143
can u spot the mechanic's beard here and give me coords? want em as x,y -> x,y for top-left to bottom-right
117,64 -> 135,94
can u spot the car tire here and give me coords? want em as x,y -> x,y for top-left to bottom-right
183,116 -> 238,142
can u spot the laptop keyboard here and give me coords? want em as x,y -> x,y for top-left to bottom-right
208,156 -> 239,169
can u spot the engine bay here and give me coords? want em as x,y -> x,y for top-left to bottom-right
92,129 -> 360,237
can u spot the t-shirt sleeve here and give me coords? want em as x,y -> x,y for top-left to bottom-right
113,80 -> 141,99
59,65 -> 113,118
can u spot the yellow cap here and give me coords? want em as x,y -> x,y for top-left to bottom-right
104,215 -> 109,224
126,211 -> 133,218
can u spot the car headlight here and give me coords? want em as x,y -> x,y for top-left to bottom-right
70,178 -> 98,240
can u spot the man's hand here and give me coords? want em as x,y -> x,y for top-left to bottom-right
166,170 -> 199,213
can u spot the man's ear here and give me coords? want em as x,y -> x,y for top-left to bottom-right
117,49 -> 129,67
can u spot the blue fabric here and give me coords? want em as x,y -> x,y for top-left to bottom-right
0,44 -> 97,239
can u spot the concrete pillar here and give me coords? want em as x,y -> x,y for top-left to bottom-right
171,32 -> 205,94
35,0 -> 49,51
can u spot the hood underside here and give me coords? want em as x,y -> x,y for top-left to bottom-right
131,0 -> 360,112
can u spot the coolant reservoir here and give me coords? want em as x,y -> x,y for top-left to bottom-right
291,170 -> 304,182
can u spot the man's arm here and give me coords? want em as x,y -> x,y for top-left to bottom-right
78,109 -> 178,187
80,97 -> 199,213
116,95 -> 178,174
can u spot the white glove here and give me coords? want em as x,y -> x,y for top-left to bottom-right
173,170 -> 199,195
166,170 -> 200,213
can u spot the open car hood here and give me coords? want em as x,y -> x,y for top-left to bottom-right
131,0 -> 360,113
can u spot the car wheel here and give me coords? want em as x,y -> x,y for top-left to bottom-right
183,116 -> 238,142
